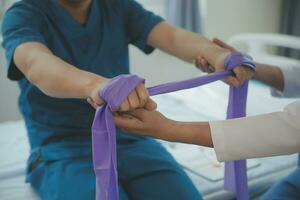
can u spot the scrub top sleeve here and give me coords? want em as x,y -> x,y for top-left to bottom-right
271,66 -> 300,98
122,0 -> 164,54
1,4 -> 47,81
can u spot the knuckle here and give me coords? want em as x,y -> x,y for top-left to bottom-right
139,92 -> 147,102
131,100 -> 139,109
120,103 -> 129,111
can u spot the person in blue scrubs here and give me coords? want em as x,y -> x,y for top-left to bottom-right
1,0 -> 253,199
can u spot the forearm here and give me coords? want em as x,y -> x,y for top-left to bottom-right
148,22 -> 229,65
159,120 -> 213,147
14,42 -> 106,99
28,53 -> 104,99
253,63 -> 284,92
171,29 -> 228,65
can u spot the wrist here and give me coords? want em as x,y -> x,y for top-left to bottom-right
253,62 -> 263,80
85,78 -> 100,98
170,121 -> 213,147
253,63 -> 284,91
162,120 -> 190,142
83,73 -> 109,107
214,51 -> 231,69
156,119 -> 179,141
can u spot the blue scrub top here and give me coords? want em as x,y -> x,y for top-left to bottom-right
2,0 -> 163,164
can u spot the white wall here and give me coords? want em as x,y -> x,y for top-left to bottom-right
203,0 -> 282,40
0,0 -> 282,122
130,0 -> 282,85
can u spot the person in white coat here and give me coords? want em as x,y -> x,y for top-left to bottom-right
114,39 -> 300,199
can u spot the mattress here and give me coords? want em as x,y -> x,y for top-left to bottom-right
0,81 -> 297,200
0,121 -> 40,200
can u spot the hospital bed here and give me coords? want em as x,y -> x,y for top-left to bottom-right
0,33 -> 299,200
0,80 -> 297,200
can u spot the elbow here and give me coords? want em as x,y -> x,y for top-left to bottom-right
26,69 -> 39,86
27,71 -> 54,97
27,71 -> 52,96
25,59 -> 53,96
25,60 -> 43,86
16,49 -> 42,86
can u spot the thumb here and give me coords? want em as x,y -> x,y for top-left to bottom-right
233,67 -> 246,85
87,97 -> 100,109
144,98 -> 157,111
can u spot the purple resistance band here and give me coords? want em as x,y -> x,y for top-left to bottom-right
92,52 -> 256,200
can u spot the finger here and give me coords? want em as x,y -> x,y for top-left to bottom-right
233,67 -> 246,85
127,90 -> 140,110
127,109 -> 147,120
212,38 -> 236,52
242,67 -> 255,80
195,56 -> 204,69
120,99 -> 130,112
200,58 -> 210,69
197,59 -> 210,73
114,115 -> 133,128
224,76 -> 240,87
92,96 -> 104,106
114,115 -> 141,131
199,65 -> 209,73
119,113 -> 134,119
87,97 -> 98,109
207,64 -> 216,73
144,98 -> 157,111
135,83 -> 149,108
208,66 -> 215,73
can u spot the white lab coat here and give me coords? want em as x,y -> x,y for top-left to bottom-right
210,66 -> 300,162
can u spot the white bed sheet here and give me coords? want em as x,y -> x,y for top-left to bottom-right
0,81 -> 297,200
0,121 -> 40,200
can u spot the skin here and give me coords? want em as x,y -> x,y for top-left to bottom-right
57,0 -> 92,24
115,39 -> 286,148
114,110 -> 213,147
14,0 -> 253,114
196,38 -> 284,91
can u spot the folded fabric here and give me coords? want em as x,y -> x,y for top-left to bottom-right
92,52 -> 256,200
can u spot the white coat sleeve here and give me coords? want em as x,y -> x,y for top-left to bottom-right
209,101 -> 300,162
271,66 -> 300,98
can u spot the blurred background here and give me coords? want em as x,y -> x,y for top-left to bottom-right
0,0 -> 298,122
1,1 -> 299,199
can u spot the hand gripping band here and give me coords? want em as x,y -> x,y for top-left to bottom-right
92,52 -> 255,200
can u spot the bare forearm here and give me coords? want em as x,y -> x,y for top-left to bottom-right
171,29 -> 228,65
27,53 -> 104,98
253,63 -> 284,92
148,22 -> 229,65
14,42 -> 106,99
161,120 -> 213,147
